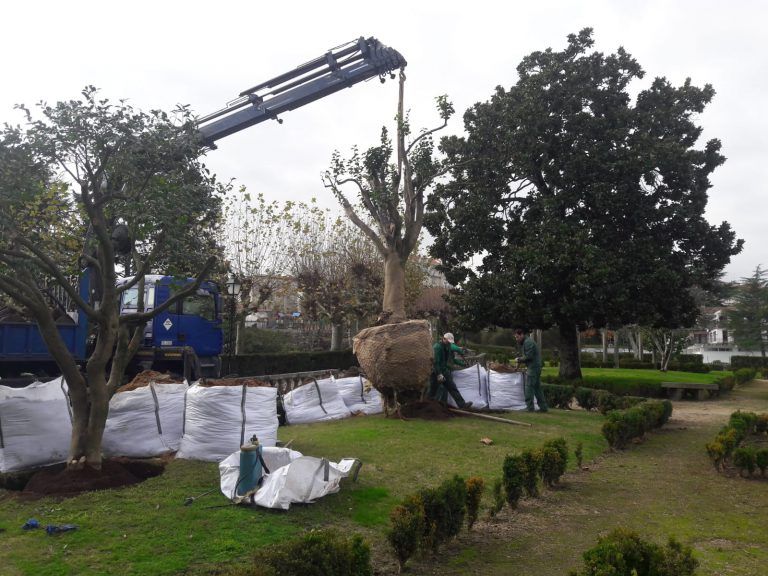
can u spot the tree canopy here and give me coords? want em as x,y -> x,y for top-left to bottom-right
0,87 -> 227,467
729,265 -> 768,361
324,71 -> 453,323
425,29 -> 742,378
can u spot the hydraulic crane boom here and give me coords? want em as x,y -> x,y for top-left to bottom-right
196,36 -> 406,146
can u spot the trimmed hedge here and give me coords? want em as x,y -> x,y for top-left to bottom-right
706,410 -> 768,475
569,528 -> 698,576
730,355 -> 768,369
251,529 -> 373,576
542,383 -> 575,409
229,350 -> 358,376
601,400 -> 673,449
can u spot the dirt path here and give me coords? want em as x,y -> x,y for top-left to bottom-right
403,380 -> 768,576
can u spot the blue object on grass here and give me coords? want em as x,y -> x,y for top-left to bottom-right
45,524 -> 78,535
22,519 -> 40,530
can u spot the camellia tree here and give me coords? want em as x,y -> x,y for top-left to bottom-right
324,71 -> 453,324
0,88 -> 226,470
323,70 -> 454,408
426,29 -> 742,380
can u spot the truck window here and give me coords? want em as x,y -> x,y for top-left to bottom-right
121,285 -> 155,311
182,294 -> 215,321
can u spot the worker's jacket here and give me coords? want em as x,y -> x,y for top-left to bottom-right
433,342 -> 466,376
519,337 -> 542,372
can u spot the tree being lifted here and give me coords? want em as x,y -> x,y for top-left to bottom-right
0,88 -> 225,469
426,28 -> 742,380
323,70 -> 454,410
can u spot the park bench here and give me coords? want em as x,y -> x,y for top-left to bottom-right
661,381 -> 718,401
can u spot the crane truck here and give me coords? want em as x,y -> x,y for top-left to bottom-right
0,36 -> 407,385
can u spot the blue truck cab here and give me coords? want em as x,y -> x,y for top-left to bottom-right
118,275 -> 224,377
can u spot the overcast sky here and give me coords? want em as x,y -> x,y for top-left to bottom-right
2,0 -> 765,281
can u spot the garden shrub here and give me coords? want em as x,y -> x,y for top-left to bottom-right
539,446 -> 564,487
601,401 -> 672,449
730,355 -> 767,369
419,475 -> 467,551
732,447 -> 756,477
714,374 -> 736,392
542,383 -> 575,409
502,454 -> 525,508
465,477 -> 485,530
543,437 -> 568,478
734,367 -> 757,384
569,528 -> 698,576
575,387 -> 599,411
756,449 -> 768,476
489,478 -> 505,517
756,413 -> 768,434
387,495 -> 425,573
575,441 -> 584,469
520,448 -> 542,497
706,411 -> 768,474
256,529 -> 372,576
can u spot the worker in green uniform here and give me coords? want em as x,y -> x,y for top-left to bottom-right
515,328 -> 548,412
428,333 -> 473,409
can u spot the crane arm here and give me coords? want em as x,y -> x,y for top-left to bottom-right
196,36 -> 406,146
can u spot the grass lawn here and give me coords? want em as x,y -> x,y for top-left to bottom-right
0,409 -> 605,575
1,374 -> 763,575
412,378 -> 768,576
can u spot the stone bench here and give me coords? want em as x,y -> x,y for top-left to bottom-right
661,381 -> 718,401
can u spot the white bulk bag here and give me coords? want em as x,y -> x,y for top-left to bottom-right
282,378 -> 351,425
487,371 -> 537,410
447,365 -> 489,409
103,382 -> 187,458
219,446 -> 359,510
177,384 -> 278,462
333,375 -> 383,415
0,378 -> 72,473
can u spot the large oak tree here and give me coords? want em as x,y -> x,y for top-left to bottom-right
426,29 -> 742,379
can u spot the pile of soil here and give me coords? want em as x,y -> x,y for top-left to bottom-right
399,400 -> 455,420
488,362 -> 524,373
22,459 -> 163,497
199,377 -> 270,387
118,370 -> 184,392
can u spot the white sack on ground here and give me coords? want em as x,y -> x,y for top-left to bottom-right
333,375 -> 383,415
103,382 -> 187,458
219,447 -> 359,510
282,378 -> 351,425
177,384 -> 278,462
487,371 -> 538,410
0,378 -> 72,473
447,365 -> 489,409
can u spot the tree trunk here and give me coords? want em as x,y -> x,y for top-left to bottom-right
613,328 -> 620,368
330,322 -> 343,351
382,251 -> 407,323
601,329 -> 608,363
557,323 -> 582,380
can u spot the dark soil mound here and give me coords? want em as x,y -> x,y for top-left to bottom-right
399,400 -> 455,420
22,458 -> 164,497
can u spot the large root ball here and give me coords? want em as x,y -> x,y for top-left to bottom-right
353,320 -> 433,412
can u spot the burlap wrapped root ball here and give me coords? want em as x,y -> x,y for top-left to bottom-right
353,320 -> 433,411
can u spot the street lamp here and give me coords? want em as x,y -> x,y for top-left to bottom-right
226,273 -> 241,375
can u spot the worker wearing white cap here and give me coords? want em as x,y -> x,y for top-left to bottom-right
428,333 -> 473,409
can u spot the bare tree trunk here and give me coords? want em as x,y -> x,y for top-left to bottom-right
558,322 -> 582,380
601,329 -> 608,363
382,251 -> 407,323
330,323 -> 343,351
613,328 -> 620,368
